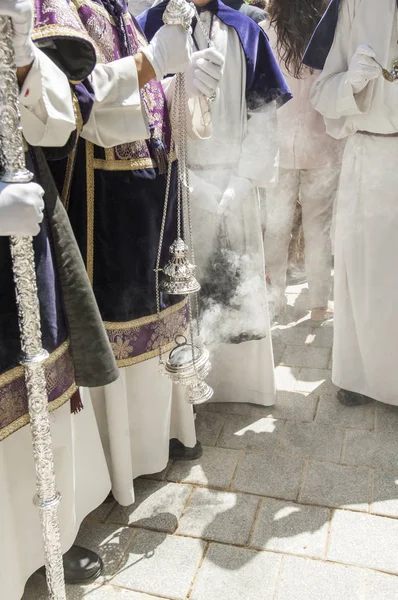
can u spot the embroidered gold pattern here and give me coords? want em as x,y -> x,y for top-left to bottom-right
0,383 -> 77,442
104,299 -> 186,329
0,340 -> 71,387
105,300 -> 188,368
85,12 -> 116,62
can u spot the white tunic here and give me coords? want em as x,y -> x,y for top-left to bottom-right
0,49 -> 111,600
311,0 -> 398,404
169,15 -> 277,406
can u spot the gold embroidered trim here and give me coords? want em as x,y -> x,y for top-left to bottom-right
0,340 -> 70,387
93,151 -> 177,172
32,24 -> 93,45
86,141 -> 95,284
62,93 -> 83,209
116,339 -> 176,368
104,298 -> 186,330
72,0 -> 116,24
0,383 -> 78,442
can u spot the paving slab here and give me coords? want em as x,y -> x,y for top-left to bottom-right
22,574 -> 102,600
274,555 -> 365,600
375,402 -> 398,431
190,543 -> 281,600
300,461 -> 370,511
281,346 -> 330,370
316,394 -> 374,429
294,368 -> 336,395
194,411 -> 228,446
275,366 -> 301,392
111,530 -> 204,600
280,422 -> 343,462
273,342 -> 286,365
272,391 -> 318,422
233,453 -> 304,501
328,510 -> 398,574
251,498 -> 330,558
196,401 -> 274,418
87,498 -> 117,523
343,429 -> 398,470
108,480 -> 192,533
365,571 -> 398,600
167,446 -> 240,488
216,414 -> 284,452
371,469 -> 398,518
140,463 -> 172,482
177,488 -> 259,545
75,522 -> 135,580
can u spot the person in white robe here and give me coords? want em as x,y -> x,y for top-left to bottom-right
308,0 -> 398,406
139,0 -> 291,408
262,1 -> 344,321
0,0 -> 116,596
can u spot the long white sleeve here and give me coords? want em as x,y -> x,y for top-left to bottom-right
82,56 -> 149,148
20,47 -> 75,147
310,0 -> 374,133
238,102 -> 279,188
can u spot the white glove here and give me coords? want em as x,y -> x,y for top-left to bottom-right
0,0 -> 36,67
184,48 -> 224,98
348,44 -> 382,93
141,24 -> 192,81
218,176 -> 252,216
188,170 -> 222,213
0,181 -> 44,236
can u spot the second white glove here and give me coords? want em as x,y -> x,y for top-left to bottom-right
0,0 -> 36,67
0,181 -> 44,237
348,44 -> 382,93
184,47 -> 225,98
218,176 -> 252,216
141,24 -> 192,81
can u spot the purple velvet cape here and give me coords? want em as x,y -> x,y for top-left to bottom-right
137,0 -> 292,110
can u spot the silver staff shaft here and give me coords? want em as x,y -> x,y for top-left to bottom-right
0,16 -> 66,600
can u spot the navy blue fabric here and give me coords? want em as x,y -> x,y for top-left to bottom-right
73,79 -> 95,125
50,140 -> 181,323
138,0 -> 291,109
303,0 -> 340,70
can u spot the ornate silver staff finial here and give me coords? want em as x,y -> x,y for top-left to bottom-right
162,0 -> 195,30
0,16 -> 66,600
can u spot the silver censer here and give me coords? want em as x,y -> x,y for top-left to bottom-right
156,0 -> 213,405
0,17 -> 66,600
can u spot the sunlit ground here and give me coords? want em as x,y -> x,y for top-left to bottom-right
24,281 -> 398,599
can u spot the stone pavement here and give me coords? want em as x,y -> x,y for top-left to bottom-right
24,283 -> 398,599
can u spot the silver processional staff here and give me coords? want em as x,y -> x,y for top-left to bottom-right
0,15 -> 66,600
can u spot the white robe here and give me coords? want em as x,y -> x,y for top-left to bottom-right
311,0 -> 398,404
1,50 -> 111,600
80,45 -> 197,507
168,15 -> 277,407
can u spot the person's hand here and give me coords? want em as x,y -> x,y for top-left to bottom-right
0,181 -> 44,236
141,24 -> 192,81
218,176 -> 252,215
0,0 -> 36,67
188,170 -> 222,213
348,44 -> 381,93
184,48 -> 224,98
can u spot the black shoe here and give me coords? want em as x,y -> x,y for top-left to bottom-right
338,389 -> 374,407
63,545 -> 103,584
169,439 -> 203,461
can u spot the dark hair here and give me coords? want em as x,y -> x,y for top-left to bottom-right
268,0 -> 329,77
